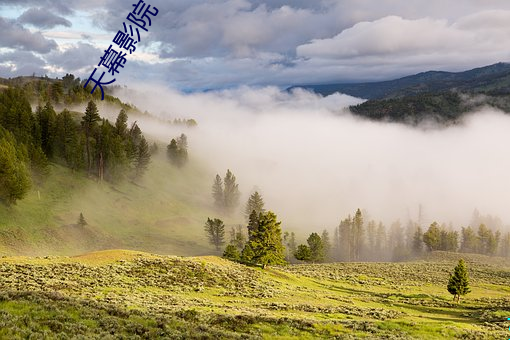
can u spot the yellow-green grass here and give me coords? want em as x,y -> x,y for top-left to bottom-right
0,153 -> 228,256
0,250 -> 508,338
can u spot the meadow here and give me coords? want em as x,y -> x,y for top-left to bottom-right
0,250 -> 508,339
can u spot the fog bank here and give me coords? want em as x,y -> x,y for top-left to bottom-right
115,85 -> 510,231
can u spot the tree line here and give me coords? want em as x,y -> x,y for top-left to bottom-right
295,209 -> 510,263
0,86 -> 152,205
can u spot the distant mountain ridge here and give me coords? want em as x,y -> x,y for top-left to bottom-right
290,62 -> 510,100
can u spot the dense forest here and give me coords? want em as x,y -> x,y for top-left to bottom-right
291,62 -> 510,124
0,76 -> 152,206
349,92 -> 510,124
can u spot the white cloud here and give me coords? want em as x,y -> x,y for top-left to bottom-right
297,12 -> 510,69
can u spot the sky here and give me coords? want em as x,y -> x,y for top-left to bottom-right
2,0 -> 510,90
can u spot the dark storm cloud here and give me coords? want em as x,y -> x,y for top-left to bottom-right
18,7 -> 72,29
0,16 -> 57,53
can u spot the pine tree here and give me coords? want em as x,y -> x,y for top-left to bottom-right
240,243 -> 255,264
55,109 -> 80,168
307,232 -> 325,263
321,229 -> 331,262
244,191 -> 265,220
78,213 -> 87,226
245,211 -> 286,268
352,209 -> 364,261
460,226 -> 478,253
338,216 -> 352,261
212,174 -> 224,210
166,134 -> 188,167
500,232 -> 510,258
412,226 -> 423,254
204,218 -> 225,251
223,244 -> 240,262
223,169 -> 240,214
247,210 -> 260,241
0,131 -> 31,205
36,102 -> 57,158
447,259 -> 471,303
229,225 -> 246,251
294,244 -> 312,262
134,136 -> 151,180
283,231 -> 297,262
81,100 -> 100,174
423,222 -> 441,251
115,109 -> 128,137
376,222 -> 388,260
366,220 -> 377,259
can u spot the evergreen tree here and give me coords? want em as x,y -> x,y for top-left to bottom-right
212,174 -> 224,211
477,224 -> 499,255
150,142 -> 159,155
36,102 -> 57,158
244,191 -> 265,220
321,229 -> 331,262
245,211 -> 286,268
0,88 -> 33,145
223,244 -> 240,262
294,244 -> 312,262
444,230 -> 459,252
0,131 -> 31,205
338,216 -> 352,261
412,226 -> 423,254
500,232 -> 510,258
247,210 -> 260,241
134,136 -> 151,180
352,209 -> 364,261
332,227 -> 341,261
307,232 -> 325,263
423,222 -> 441,251
240,243 -> 255,264
81,100 -> 100,174
115,109 -> 128,137
283,231 -> 297,262
78,213 -> 87,226
366,220 -> 377,259
375,222 -> 387,258
166,134 -> 188,167
229,225 -> 246,251
223,169 -> 240,214
55,109 -> 80,168
447,259 -> 471,303
460,226 -> 478,253
204,218 -> 225,251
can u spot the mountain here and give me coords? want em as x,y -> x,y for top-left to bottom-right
290,62 -> 510,100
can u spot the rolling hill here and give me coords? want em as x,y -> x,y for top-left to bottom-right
290,62 -> 510,100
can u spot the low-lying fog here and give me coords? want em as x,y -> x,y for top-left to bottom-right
113,85 -> 510,231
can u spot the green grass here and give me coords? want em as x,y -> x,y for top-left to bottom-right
0,250 -> 508,338
0,153 -> 226,256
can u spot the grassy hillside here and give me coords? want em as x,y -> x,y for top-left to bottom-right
0,250 -> 508,338
0,152 -> 225,256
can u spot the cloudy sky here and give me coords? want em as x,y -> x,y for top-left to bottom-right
2,0 -> 510,90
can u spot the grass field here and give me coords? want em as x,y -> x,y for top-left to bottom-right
0,153 -> 226,257
0,250 -> 508,339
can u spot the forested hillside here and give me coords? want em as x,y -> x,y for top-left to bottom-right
291,63 -> 510,124
0,76 -> 215,256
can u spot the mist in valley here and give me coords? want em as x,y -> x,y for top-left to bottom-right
109,85 -> 510,235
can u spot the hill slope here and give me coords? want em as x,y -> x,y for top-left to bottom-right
290,62 -> 510,100
0,250 -> 508,338
0,153 -> 221,256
